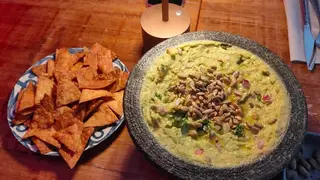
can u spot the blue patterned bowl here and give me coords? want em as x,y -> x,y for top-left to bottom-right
7,48 -> 128,156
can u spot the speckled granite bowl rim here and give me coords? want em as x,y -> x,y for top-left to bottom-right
124,31 -> 307,180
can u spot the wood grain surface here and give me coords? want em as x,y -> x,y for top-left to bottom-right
0,0 -> 314,179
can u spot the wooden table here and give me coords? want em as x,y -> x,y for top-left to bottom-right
0,0 -> 317,179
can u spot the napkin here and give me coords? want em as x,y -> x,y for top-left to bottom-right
284,0 -> 320,63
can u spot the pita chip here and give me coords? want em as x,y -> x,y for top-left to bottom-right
35,76 -> 54,104
32,64 -> 47,76
84,99 -> 104,120
12,113 -> 31,125
106,90 -> 124,116
32,137 -> 52,155
56,78 -> 81,107
84,102 -> 118,127
79,89 -> 113,103
59,127 -> 94,169
91,43 -> 117,59
53,122 -> 83,152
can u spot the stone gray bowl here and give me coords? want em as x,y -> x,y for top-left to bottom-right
124,31 -> 307,180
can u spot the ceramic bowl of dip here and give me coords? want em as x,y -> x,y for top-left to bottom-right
124,31 -> 307,180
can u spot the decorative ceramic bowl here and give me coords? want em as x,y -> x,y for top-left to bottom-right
7,48 -> 128,156
124,31 -> 307,180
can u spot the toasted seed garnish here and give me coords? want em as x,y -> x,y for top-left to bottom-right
203,109 -> 214,114
232,71 -> 240,79
190,122 -> 202,129
235,116 -> 242,121
267,118 -> 277,124
233,119 -> 239,124
188,130 -> 198,138
234,90 -> 242,96
254,122 -> 263,129
250,126 -> 260,134
207,68 -> 214,73
194,108 -> 203,118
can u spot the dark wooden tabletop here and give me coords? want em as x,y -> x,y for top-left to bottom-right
0,0 -> 316,179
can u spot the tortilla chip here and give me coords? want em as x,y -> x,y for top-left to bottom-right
59,127 -> 94,169
23,128 -> 61,148
71,62 -> 83,72
84,102 -> 118,127
23,119 -> 31,127
106,90 -> 124,116
56,78 -> 81,107
83,52 -> 98,70
17,82 -> 36,112
54,106 -> 73,117
32,137 -> 52,155
97,55 -> 113,74
19,107 -> 35,116
35,76 -> 54,104
32,64 -> 47,76
77,67 -> 116,89
12,113 -> 30,125
30,105 -> 54,129
53,111 -> 80,131
91,43 -> 117,59
99,68 -> 120,80
41,94 -> 55,112
53,122 -> 83,152
85,100 -> 104,120
109,71 -> 129,92
47,59 -> 55,77
55,48 -> 80,72
79,89 -> 113,103
16,89 -> 24,111
54,70 -> 77,82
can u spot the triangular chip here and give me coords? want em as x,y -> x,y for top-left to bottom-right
30,105 -> 54,129
32,137 -> 52,155
79,89 -> 113,103
16,89 -> 25,111
84,100 -> 104,120
54,106 -> 73,119
53,122 -> 83,152
59,127 -> 94,169
56,78 -> 81,107
109,71 -> 129,92
17,82 -> 36,112
91,43 -> 117,59
35,76 -> 54,104
83,52 -> 98,70
41,94 -> 55,112
54,70 -> 77,82
54,48 -> 81,72
47,59 -> 55,77
53,111 -> 80,131
97,54 -> 113,74
71,62 -> 83,72
23,127 -> 61,148
32,64 -> 47,76
106,90 -> 124,116
84,102 -> 118,127
99,68 -> 120,80
77,67 -> 116,89
12,113 -> 31,125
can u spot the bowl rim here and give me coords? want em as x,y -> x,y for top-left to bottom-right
124,31 -> 307,180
